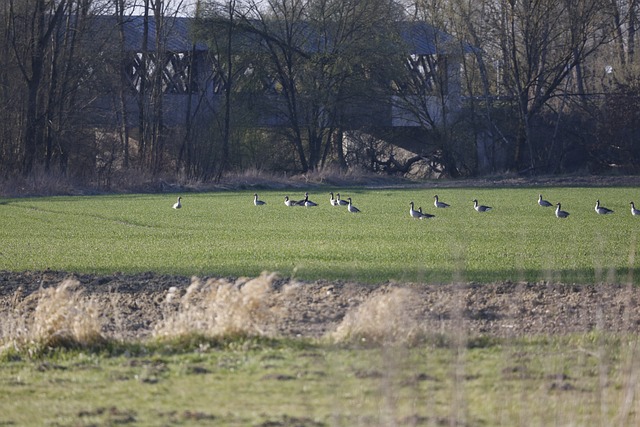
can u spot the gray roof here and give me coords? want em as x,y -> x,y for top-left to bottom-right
90,15 -> 207,52
400,21 -> 473,55
89,15 -> 470,55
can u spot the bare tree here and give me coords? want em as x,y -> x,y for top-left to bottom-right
387,11 -> 469,177
305,0 -> 405,170
243,0 -> 405,172
192,0 -> 245,179
8,0 -> 68,174
236,0 -> 312,171
491,0 -> 610,172
113,0 -> 133,168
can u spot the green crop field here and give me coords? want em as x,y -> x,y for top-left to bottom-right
0,186 -> 638,283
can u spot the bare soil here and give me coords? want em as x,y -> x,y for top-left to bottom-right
2,270 -> 639,340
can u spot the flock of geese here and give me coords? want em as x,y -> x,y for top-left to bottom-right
172,192 -> 640,219
172,191 -> 361,212
283,192 -> 360,213
537,194 -> 640,218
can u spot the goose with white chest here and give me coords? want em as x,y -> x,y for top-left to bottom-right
409,201 -> 422,219
418,207 -> 435,219
555,203 -> 569,218
172,196 -> 182,209
538,194 -> 552,207
302,192 -> 318,207
284,196 -> 299,207
595,200 -> 614,215
336,193 -> 349,206
347,197 -> 360,213
473,199 -> 492,212
434,195 -> 450,208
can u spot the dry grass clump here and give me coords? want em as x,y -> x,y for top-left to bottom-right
0,279 -> 105,355
330,287 -> 423,346
154,272 -> 280,340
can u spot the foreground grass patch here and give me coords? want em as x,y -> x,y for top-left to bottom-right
1,274 -> 638,426
0,335 -> 638,426
0,187 -> 638,283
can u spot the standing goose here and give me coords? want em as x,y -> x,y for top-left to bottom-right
538,194 -> 553,207
595,199 -> 614,215
172,196 -> 182,209
330,192 -> 339,206
284,196 -> 299,207
434,195 -> 450,208
336,193 -> 349,206
631,202 -> 640,216
418,207 -> 435,219
253,193 -> 266,206
347,197 -> 360,213
409,201 -> 422,219
302,192 -> 318,207
555,203 -> 570,218
473,199 -> 492,212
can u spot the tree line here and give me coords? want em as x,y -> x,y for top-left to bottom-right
1,0 -> 640,187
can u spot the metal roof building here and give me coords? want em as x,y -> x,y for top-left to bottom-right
85,15 -> 470,140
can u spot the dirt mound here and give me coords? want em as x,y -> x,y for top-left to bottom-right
1,271 -> 638,341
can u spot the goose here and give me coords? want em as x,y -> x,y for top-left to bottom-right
473,199 -> 492,212
347,197 -> 360,213
434,195 -> 450,208
172,196 -> 182,209
253,193 -> 266,206
336,193 -> 349,206
538,194 -> 553,207
302,192 -> 318,207
284,196 -> 298,207
555,203 -> 570,218
631,202 -> 640,216
418,207 -> 435,219
330,192 -> 339,206
595,199 -> 614,215
409,201 -> 422,219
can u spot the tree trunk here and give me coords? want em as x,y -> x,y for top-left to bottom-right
138,0 -> 149,168
22,0 -> 67,175
115,0 -> 130,168
217,0 -> 236,181
610,0 -> 627,66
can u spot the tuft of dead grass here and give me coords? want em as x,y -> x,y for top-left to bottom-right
0,279 -> 105,354
330,287 -> 423,346
154,272 -> 280,340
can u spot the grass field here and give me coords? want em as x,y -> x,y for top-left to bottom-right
0,335 -> 638,426
2,186 -> 640,426
0,186 -> 638,283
